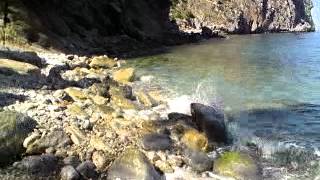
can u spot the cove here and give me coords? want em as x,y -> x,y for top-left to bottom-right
130,32 -> 320,178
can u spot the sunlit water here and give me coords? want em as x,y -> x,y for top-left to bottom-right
129,33 -> 320,179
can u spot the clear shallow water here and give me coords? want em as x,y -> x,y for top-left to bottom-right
130,33 -> 320,176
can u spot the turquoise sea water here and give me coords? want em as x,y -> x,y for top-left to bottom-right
130,33 -> 320,178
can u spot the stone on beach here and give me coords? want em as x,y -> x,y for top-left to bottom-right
107,148 -> 162,180
113,68 -> 135,84
0,59 -> 40,76
0,111 -> 37,165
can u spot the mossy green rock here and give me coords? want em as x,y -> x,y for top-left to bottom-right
0,111 -> 37,166
214,152 -> 258,180
107,148 -> 161,180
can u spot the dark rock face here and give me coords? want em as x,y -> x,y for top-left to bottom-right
142,133 -> 172,151
0,111 -> 37,166
190,103 -> 227,143
171,0 -> 314,33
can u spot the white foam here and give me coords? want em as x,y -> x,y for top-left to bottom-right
167,95 -> 193,114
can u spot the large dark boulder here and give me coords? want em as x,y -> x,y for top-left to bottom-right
0,111 -> 37,166
190,103 -> 227,143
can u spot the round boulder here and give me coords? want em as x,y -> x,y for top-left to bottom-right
0,111 -> 37,166
107,148 -> 162,180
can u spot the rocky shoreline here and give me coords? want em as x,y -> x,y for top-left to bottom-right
0,46 -> 260,180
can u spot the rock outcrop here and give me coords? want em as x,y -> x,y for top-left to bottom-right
171,0 -> 314,33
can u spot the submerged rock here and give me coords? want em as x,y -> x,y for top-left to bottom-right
0,111 -> 37,166
191,103 -> 227,143
214,152 -> 258,180
107,148 -> 162,180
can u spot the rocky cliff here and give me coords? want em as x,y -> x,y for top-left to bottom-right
171,0 -> 314,34
0,0 -> 315,54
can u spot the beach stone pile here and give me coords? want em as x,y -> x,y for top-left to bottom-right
0,51 -> 260,179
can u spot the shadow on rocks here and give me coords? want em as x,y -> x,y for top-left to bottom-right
0,92 -> 27,107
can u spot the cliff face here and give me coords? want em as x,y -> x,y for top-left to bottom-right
0,0 -> 315,54
171,0 -> 314,34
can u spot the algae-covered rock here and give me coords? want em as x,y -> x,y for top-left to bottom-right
107,148 -> 162,180
89,56 -> 117,69
214,152 -> 258,180
0,111 -> 37,166
181,129 -> 208,152
113,68 -> 135,84
0,59 -> 40,76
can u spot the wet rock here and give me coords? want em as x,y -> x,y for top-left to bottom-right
184,149 -> 213,172
0,59 -> 40,75
181,129 -> 208,152
76,161 -> 98,179
14,154 -> 58,175
89,56 -> 117,69
0,111 -> 37,165
63,156 -> 81,167
191,103 -> 227,143
214,151 -> 258,180
142,133 -> 172,151
92,151 -> 108,170
65,87 -> 88,101
107,148 -> 162,180
26,130 -> 71,154
61,165 -> 80,180
113,68 -> 135,84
